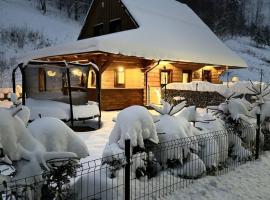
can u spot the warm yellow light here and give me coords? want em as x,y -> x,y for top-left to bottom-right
47,70 -> 56,77
159,61 -> 170,67
72,68 -> 82,77
118,67 -> 124,72
231,76 -> 239,82
203,65 -> 216,70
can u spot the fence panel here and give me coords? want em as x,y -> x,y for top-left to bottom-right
0,124 -> 259,200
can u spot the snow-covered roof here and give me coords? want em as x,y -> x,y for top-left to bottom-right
22,0 -> 247,68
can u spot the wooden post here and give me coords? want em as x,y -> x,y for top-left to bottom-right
66,68 -> 74,128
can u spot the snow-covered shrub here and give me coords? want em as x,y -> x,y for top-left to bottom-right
28,117 -> 89,158
150,101 -> 199,167
109,106 -> 159,149
175,153 -> 206,179
131,152 -> 161,180
13,105 -> 30,125
102,143 -> 125,178
197,133 -> 220,171
72,171 -> 119,200
196,116 -> 229,165
0,108 -> 77,179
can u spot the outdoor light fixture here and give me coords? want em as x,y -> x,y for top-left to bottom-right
47,70 -> 56,77
72,68 -> 83,77
231,76 -> 239,82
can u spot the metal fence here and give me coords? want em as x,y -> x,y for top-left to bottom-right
0,124 -> 261,200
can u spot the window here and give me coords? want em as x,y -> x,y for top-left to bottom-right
182,70 -> 192,83
115,67 -> 125,87
88,70 -> 96,88
93,23 -> 104,36
109,19 -> 122,33
39,68 -> 46,91
203,70 -> 212,82
160,70 -> 172,86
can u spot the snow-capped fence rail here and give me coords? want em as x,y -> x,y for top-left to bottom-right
0,125 -> 261,200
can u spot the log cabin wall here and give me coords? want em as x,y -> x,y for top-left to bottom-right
192,66 -> 225,84
88,61 -> 145,110
147,63 -> 182,104
101,62 -> 144,89
78,0 -> 138,40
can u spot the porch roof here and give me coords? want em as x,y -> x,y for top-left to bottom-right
20,0 -> 247,69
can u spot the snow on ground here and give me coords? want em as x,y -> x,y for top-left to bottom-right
162,152 -> 270,200
1,100 -> 270,199
224,37 -> 270,82
79,111 -> 119,162
0,0 -> 80,87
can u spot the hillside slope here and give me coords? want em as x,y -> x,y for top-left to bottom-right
0,0 -> 80,87
224,37 -> 270,81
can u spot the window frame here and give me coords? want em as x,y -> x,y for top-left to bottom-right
109,18 -> 122,33
160,69 -> 172,87
93,23 -> 104,36
114,68 -> 125,88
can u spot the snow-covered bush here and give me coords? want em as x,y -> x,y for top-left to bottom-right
150,101 -> 199,167
176,153 -> 206,179
28,117 -> 89,158
72,171 -> 119,200
102,143 -> 125,178
109,106 -> 159,150
0,107 -> 78,180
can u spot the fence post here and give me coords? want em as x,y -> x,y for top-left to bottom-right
256,113 -> 261,159
125,139 -> 131,200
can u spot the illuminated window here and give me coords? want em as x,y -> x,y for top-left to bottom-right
88,70 -> 96,88
160,70 -> 172,86
115,67 -> 125,87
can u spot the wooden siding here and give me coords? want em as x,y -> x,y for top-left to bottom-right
147,63 -> 182,104
192,66 -> 225,84
88,88 -> 144,110
101,63 -> 144,89
78,0 -> 137,40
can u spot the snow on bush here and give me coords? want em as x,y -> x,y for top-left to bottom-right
197,133 -> 220,170
176,153 -> 206,179
151,102 -> 200,167
13,105 -> 30,125
72,171 -> 119,200
102,143 -> 125,178
28,117 -> 89,158
0,108 -> 78,179
109,106 -> 159,149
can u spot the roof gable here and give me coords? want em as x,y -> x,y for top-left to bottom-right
23,0 -> 247,68
78,0 -> 138,40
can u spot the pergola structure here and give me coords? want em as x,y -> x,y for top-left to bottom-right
12,60 -> 101,130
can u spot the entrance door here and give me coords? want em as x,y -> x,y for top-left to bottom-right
182,70 -> 192,83
203,70 -> 212,82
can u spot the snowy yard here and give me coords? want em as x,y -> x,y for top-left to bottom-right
79,111 -> 119,162
0,95 -> 269,199
162,152 -> 270,200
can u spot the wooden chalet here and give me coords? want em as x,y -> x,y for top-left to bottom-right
18,0 -> 247,111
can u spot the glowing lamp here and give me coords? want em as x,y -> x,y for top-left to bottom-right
47,70 -> 56,77
72,68 -> 83,77
231,76 -> 239,82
